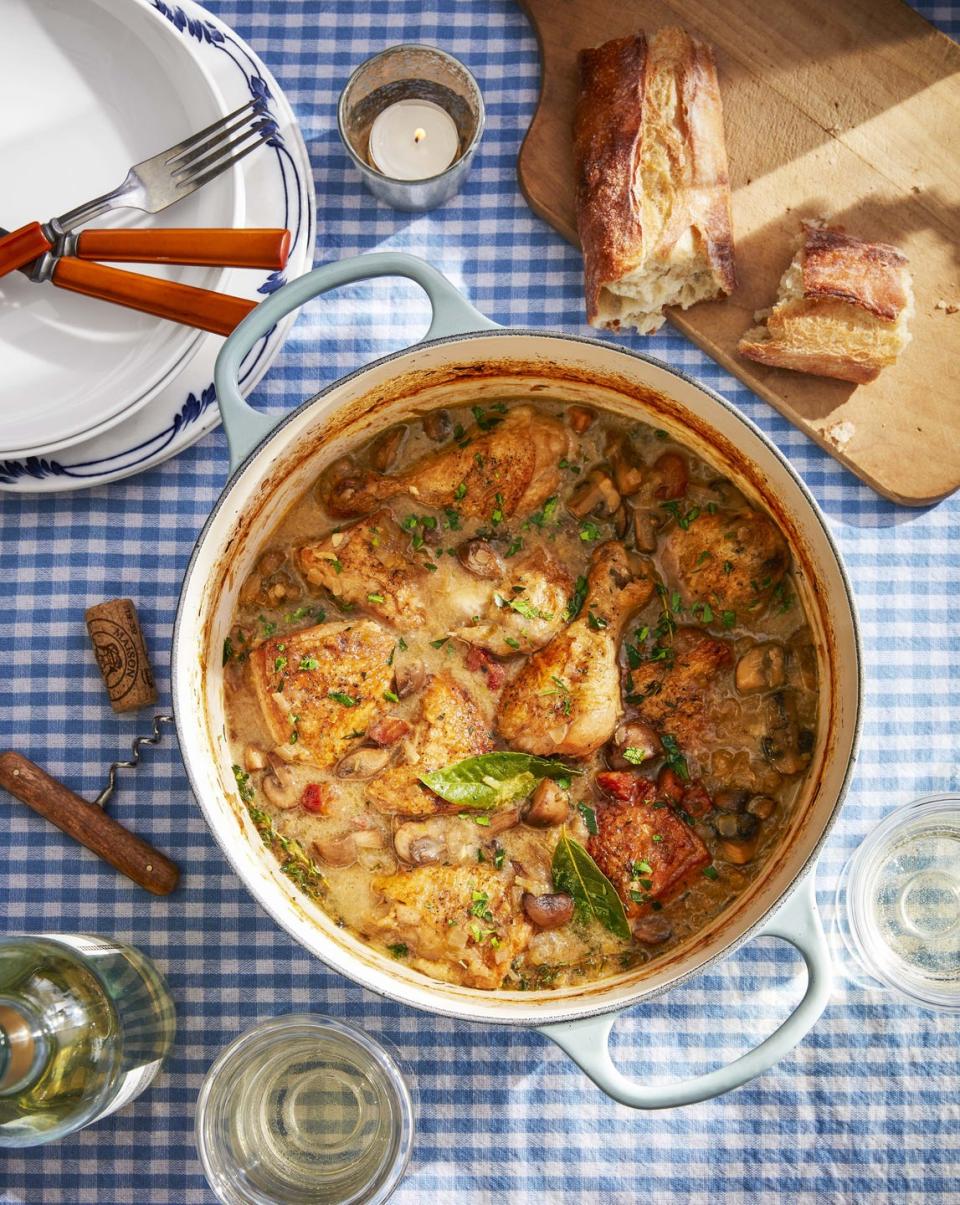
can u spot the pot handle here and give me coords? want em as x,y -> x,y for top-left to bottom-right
214,252 -> 498,470
538,873 -> 831,1110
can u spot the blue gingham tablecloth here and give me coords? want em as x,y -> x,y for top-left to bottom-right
2,2 -> 959,1201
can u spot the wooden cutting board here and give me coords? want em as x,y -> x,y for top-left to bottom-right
516,0 -> 960,505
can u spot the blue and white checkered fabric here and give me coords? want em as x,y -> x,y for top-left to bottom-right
2,2 -> 958,1201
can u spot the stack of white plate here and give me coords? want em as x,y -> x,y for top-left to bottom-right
0,0 -> 315,493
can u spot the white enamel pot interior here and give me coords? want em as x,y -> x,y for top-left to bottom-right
173,254 -> 861,1108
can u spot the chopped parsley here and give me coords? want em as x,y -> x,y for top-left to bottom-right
387,943 -> 409,958
587,610 -> 608,631
505,537 -> 523,558
660,733 -> 690,782
660,500 -> 701,530
274,655 -> 288,672
232,764 -> 255,803
367,592 -> 385,604
383,689 -> 400,703
327,691 -> 358,707
443,507 -> 461,531
691,601 -> 714,624
494,844 -> 506,869
504,636 -> 521,650
702,866 -> 719,881
529,496 -> 560,528
579,520 -> 602,542
721,610 -> 737,629
491,492 -> 505,525
298,656 -> 319,670
577,801 -> 598,835
453,481 -> 467,501
623,747 -> 646,765
258,614 -> 277,637
222,636 -> 234,666
562,575 -> 588,623
429,637 -> 449,649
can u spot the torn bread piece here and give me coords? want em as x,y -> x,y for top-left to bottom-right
574,27 -> 736,335
738,222 -> 914,384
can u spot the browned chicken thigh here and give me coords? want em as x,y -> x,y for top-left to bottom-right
496,543 -> 656,758
366,672 -> 493,816
249,621 -> 394,769
662,506 -> 790,616
452,547 -> 574,656
321,405 -> 573,520
298,509 -> 430,629
626,625 -> 733,755
366,864 -> 531,989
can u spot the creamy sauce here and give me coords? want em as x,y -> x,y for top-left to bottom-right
223,401 -> 818,991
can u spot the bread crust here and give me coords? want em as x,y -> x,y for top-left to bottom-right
738,221 -> 913,384
801,224 -> 910,321
574,27 -> 736,331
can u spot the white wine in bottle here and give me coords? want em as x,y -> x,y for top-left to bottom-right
0,935 -> 175,1147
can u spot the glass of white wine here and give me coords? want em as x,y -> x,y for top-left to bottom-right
835,793 -> 960,1011
0,934 -> 176,1146
196,1014 -> 414,1205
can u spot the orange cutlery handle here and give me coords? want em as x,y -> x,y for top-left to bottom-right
74,227 -> 291,269
51,257 -> 256,336
0,221 -> 53,278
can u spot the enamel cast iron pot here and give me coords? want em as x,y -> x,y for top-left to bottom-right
173,253 -> 861,1109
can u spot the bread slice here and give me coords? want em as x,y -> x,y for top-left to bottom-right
738,222 -> 914,384
574,27 -> 736,335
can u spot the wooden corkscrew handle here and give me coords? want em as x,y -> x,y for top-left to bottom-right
0,752 -> 179,896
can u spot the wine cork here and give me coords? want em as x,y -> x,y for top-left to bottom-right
85,599 -> 157,713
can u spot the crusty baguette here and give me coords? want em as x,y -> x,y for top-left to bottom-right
574,27 -> 736,335
738,222 -> 914,384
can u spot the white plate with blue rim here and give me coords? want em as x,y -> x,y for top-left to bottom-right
0,0 -> 315,492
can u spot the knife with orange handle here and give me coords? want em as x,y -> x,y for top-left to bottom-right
0,225 -> 278,336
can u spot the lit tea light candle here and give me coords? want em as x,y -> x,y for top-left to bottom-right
368,100 -> 460,181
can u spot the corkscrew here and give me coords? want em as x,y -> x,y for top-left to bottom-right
0,601 -> 181,896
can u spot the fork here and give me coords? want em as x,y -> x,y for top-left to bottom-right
0,99 -> 274,280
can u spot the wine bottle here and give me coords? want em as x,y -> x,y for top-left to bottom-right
0,934 -> 175,1147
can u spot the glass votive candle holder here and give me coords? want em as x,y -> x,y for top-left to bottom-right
338,44 -> 485,212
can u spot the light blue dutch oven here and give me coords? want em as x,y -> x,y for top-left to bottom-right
173,253 -> 861,1109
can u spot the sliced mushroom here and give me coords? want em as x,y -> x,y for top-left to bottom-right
366,716 -> 412,747
394,658 -> 426,699
392,816 -> 474,866
760,691 -> 811,776
746,794 -> 777,819
568,406 -> 595,434
651,452 -> 688,500
243,744 -> 268,772
713,789 -> 749,814
312,834 -> 358,868
719,836 -> 760,864
523,778 -> 569,828
422,409 -> 451,442
261,762 -> 299,810
606,433 -> 645,497
713,812 -> 759,840
567,468 -> 621,519
369,425 -> 406,472
612,504 -> 629,539
735,643 -> 787,695
487,807 -> 521,835
457,538 -> 504,580
608,720 -> 662,769
336,746 -> 395,779
632,914 -> 673,945
522,892 -> 574,929
631,506 -> 661,553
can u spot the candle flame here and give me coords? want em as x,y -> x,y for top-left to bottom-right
413,127 -> 427,144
